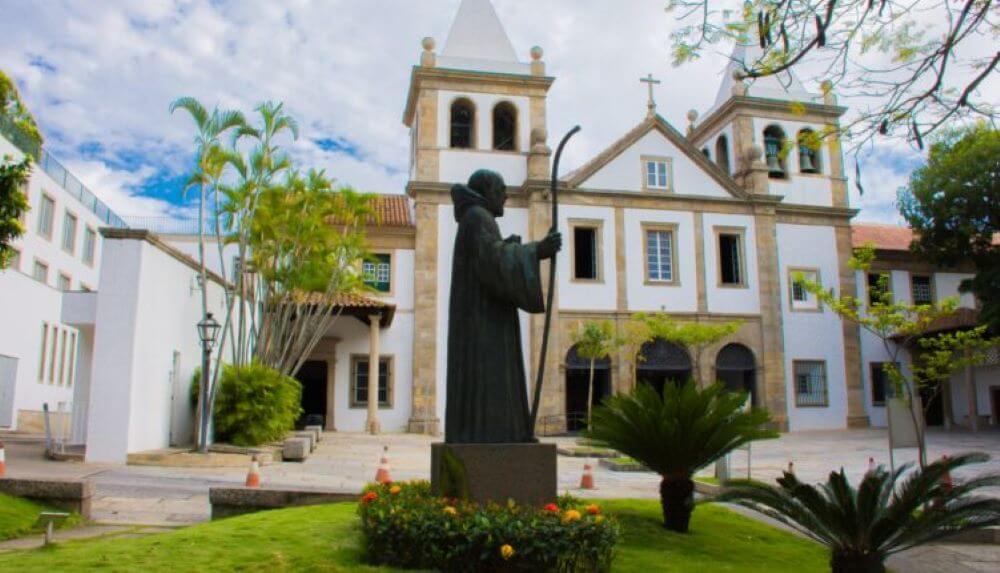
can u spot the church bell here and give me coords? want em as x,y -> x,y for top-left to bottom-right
766,153 -> 784,176
799,151 -> 816,173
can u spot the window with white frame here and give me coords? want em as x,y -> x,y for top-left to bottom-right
789,268 -> 820,311
645,227 -> 675,283
37,194 -> 55,239
643,158 -> 671,190
350,355 -> 392,408
38,322 -> 49,382
363,254 -> 391,293
62,211 -> 78,254
911,274 -> 933,306
57,272 -> 72,291
32,259 -> 49,284
82,227 -> 97,265
794,360 -> 828,407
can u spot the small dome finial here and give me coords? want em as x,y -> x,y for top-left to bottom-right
422,37 -> 435,52
686,109 -> 699,123
530,46 -> 543,61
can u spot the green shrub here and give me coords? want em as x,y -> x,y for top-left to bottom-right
212,361 -> 302,446
357,480 -> 619,572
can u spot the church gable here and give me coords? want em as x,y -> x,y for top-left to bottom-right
568,117 -> 746,199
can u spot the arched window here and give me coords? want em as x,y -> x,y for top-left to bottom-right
715,135 -> 730,174
715,343 -> 757,405
797,128 -> 821,174
450,98 -> 475,149
701,147 -> 711,160
565,344 -> 612,432
636,338 -> 692,395
492,102 -> 517,151
763,125 -> 787,179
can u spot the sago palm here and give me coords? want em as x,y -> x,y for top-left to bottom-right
718,453 -> 1000,573
587,381 -> 776,532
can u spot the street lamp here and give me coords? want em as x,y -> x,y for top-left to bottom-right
197,312 -> 220,453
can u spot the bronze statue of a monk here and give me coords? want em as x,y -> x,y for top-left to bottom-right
445,170 -> 561,444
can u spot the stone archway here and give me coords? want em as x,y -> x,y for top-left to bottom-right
715,343 -> 757,405
636,338 -> 692,395
564,344 -> 612,432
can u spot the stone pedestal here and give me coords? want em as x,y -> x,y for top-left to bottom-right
431,442 -> 556,506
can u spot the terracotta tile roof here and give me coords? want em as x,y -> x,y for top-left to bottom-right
289,290 -> 396,327
369,194 -> 413,227
891,307 -> 981,341
851,224 -> 916,251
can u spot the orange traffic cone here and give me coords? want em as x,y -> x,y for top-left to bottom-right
868,457 -> 876,474
579,462 -> 595,490
245,455 -> 261,488
375,446 -> 391,484
0,441 -> 6,478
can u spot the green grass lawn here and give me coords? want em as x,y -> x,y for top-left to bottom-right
0,492 -> 81,541
0,499 -> 828,572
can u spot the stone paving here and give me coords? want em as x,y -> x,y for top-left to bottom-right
3,428 -> 1000,570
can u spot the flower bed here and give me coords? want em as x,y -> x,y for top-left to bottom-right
357,481 -> 620,572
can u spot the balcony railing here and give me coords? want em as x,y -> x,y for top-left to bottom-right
0,114 -> 126,228
120,216 -> 215,235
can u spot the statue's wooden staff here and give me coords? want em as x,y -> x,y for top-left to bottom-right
529,125 -> 581,436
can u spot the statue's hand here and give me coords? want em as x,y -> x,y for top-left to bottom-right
537,231 -> 562,259
505,234 -> 522,244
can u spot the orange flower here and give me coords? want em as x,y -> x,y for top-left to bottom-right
390,485 -> 402,495
562,509 -> 582,523
443,506 -> 458,516
543,503 -> 559,513
500,544 -> 515,560
586,504 -> 601,515
361,491 -> 378,504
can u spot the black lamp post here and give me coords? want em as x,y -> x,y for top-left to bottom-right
197,312 -> 221,453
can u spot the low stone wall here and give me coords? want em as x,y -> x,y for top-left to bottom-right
209,486 -> 357,520
0,477 -> 93,518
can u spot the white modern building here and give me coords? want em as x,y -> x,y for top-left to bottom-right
1,0 -> 997,464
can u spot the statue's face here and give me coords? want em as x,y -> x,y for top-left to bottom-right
488,185 -> 507,217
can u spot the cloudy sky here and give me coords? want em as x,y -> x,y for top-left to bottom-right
2,0 -> 926,223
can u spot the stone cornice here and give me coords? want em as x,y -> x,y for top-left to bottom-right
402,66 -> 555,127
690,96 -> 848,145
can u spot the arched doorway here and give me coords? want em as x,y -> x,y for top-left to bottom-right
565,344 -> 611,432
715,343 -> 757,406
636,338 -> 692,394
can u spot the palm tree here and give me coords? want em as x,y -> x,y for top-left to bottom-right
570,320 -> 616,428
718,453 -> 1000,573
170,97 -> 246,453
587,381 -> 776,532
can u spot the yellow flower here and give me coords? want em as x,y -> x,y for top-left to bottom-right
500,544 -> 515,560
389,485 -> 402,495
443,506 -> 458,516
594,515 -> 605,524
562,509 -> 582,523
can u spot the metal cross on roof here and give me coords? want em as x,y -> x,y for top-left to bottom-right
640,73 -> 661,117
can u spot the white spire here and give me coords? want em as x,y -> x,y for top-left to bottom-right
714,41 -> 816,107
438,0 -> 529,75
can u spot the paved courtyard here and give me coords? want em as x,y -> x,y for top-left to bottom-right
3,428 -> 1000,571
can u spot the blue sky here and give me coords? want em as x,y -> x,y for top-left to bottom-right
2,0 -> 925,223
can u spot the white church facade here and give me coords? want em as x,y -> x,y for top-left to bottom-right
1,0 -> 997,462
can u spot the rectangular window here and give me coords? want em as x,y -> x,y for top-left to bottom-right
82,227 -> 97,266
718,231 -> 744,286
57,272 -> 72,291
48,325 -> 59,384
66,331 -> 77,387
644,227 -> 675,283
58,329 -> 68,386
61,211 -> 78,254
38,323 -> 49,382
911,274 -> 933,306
788,268 -> 820,311
870,362 -> 897,407
794,360 -> 828,407
363,253 -> 392,293
32,259 -> 49,285
867,272 -> 890,306
572,225 -> 600,281
351,356 -> 392,408
643,158 -> 671,190
37,194 -> 55,239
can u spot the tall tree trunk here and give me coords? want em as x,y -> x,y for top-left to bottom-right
830,550 -> 886,573
587,358 -> 595,428
659,475 -> 695,532
196,183 -> 210,452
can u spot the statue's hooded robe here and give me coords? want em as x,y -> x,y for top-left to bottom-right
446,170 -> 545,444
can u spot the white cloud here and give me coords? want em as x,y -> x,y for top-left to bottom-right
60,159 -> 182,218
0,0 -> 938,224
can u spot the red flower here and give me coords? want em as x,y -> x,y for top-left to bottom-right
361,491 -> 379,504
543,503 -> 559,513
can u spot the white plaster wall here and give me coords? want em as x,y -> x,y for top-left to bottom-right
777,224 -> 848,430
162,236 -> 242,282
557,205 -> 616,311
935,273 -> 976,307
85,238 -> 229,463
436,205 -> 532,430
750,117 -> 835,207
578,130 -> 731,198
1,135 -> 106,293
702,213 -> 759,314
623,209 -> 697,312
436,90 -> 530,186
0,270 -> 77,429
949,365 -> 1000,422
